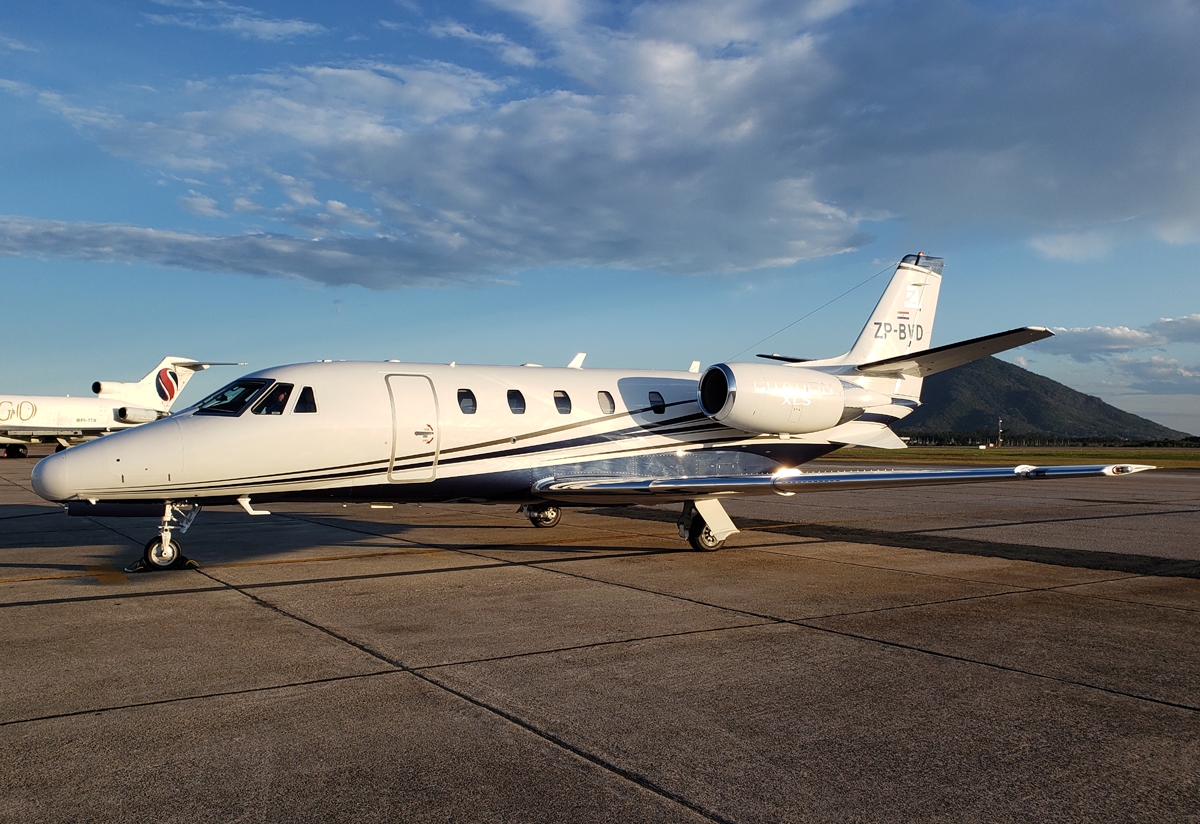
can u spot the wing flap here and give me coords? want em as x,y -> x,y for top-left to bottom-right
855,327 -> 1053,378
533,463 -> 1153,504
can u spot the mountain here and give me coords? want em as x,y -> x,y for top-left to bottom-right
894,357 -> 1187,440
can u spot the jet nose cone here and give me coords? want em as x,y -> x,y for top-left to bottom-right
32,453 -> 71,502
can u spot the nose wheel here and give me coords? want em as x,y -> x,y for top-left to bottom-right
143,536 -> 185,570
125,501 -> 202,572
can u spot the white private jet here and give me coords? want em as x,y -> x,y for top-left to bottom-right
32,254 -> 1153,571
0,357 -> 239,458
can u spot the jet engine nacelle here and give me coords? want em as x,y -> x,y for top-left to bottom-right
697,363 -> 890,435
115,406 -> 159,424
93,381 -> 133,398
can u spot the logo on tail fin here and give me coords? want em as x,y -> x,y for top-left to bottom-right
156,369 -> 179,402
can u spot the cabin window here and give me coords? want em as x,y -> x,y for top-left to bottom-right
648,391 -> 666,415
458,389 -> 477,414
195,379 -> 271,416
597,390 -> 615,415
553,390 -> 572,414
253,383 -> 294,415
294,386 -> 318,413
507,389 -> 526,414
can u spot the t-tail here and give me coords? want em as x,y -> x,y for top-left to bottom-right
801,253 -> 1052,405
92,357 -> 232,413
839,253 -> 943,401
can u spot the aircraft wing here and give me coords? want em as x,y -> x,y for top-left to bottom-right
533,463 -> 1153,504
855,327 -> 1053,378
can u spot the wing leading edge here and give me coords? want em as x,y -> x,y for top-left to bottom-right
533,463 -> 1154,504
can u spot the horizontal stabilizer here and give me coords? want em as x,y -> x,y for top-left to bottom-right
533,463 -> 1153,504
855,327 -> 1053,378
756,354 -> 811,363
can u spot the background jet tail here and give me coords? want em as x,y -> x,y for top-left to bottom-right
92,357 -> 219,413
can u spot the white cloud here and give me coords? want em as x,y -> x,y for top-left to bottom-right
146,0 -> 325,41
0,215 -> 475,288
430,22 -> 540,67
1043,314 -> 1200,361
178,190 -> 224,217
1150,314 -> 1200,343
1035,325 -> 1167,361
0,30 -> 37,52
1112,355 -> 1200,394
8,1 -> 1200,288
1029,231 -> 1113,262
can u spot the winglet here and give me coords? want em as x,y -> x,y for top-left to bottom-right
567,353 -> 586,369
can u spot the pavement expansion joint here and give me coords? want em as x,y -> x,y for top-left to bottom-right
0,509 -> 61,522
414,621 -> 775,673
799,621 -> 1200,716
793,588 -> 1036,621
192,567 -> 738,824
1044,576 -> 1200,613
0,670 -> 401,729
491,547 -> 1200,717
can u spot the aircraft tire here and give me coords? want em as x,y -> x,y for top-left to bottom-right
5,444 -> 28,459
143,536 -> 185,571
687,516 -> 725,552
528,505 -> 562,528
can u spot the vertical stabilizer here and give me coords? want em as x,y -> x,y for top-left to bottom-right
830,254 -> 943,400
93,357 -> 213,413
844,254 -> 942,363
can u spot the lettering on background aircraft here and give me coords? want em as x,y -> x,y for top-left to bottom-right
0,400 -> 37,422
874,322 -> 923,341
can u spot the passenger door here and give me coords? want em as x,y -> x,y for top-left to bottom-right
387,375 -> 439,482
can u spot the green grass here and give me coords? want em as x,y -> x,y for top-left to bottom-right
812,446 -> 1200,470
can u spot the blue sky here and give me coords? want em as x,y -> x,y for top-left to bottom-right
1,0 -> 1198,434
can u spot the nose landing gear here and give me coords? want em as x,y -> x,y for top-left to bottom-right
126,502 -> 202,572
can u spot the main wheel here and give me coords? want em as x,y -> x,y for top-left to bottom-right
143,536 -> 185,571
687,516 -> 725,552
528,505 -> 562,528
5,444 -> 28,459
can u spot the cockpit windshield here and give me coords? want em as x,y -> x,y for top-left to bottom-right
195,379 -> 271,416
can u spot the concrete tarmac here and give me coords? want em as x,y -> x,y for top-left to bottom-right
1,449 -> 1197,822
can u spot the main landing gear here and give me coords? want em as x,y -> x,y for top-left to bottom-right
522,504 -> 562,528
126,502 -> 202,573
4,444 -> 28,459
678,500 -> 739,552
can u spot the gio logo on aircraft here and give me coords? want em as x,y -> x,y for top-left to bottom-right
156,369 -> 179,402
0,401 -> 37,422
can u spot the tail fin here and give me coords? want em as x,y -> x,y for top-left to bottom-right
92,357 -> 215,413
844,254 -> 943,364
806,254 -> 943,401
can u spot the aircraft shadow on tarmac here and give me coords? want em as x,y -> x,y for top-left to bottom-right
12,499 -> 1196,580
602,505 -> 1200,579
0,503 -> 683,578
